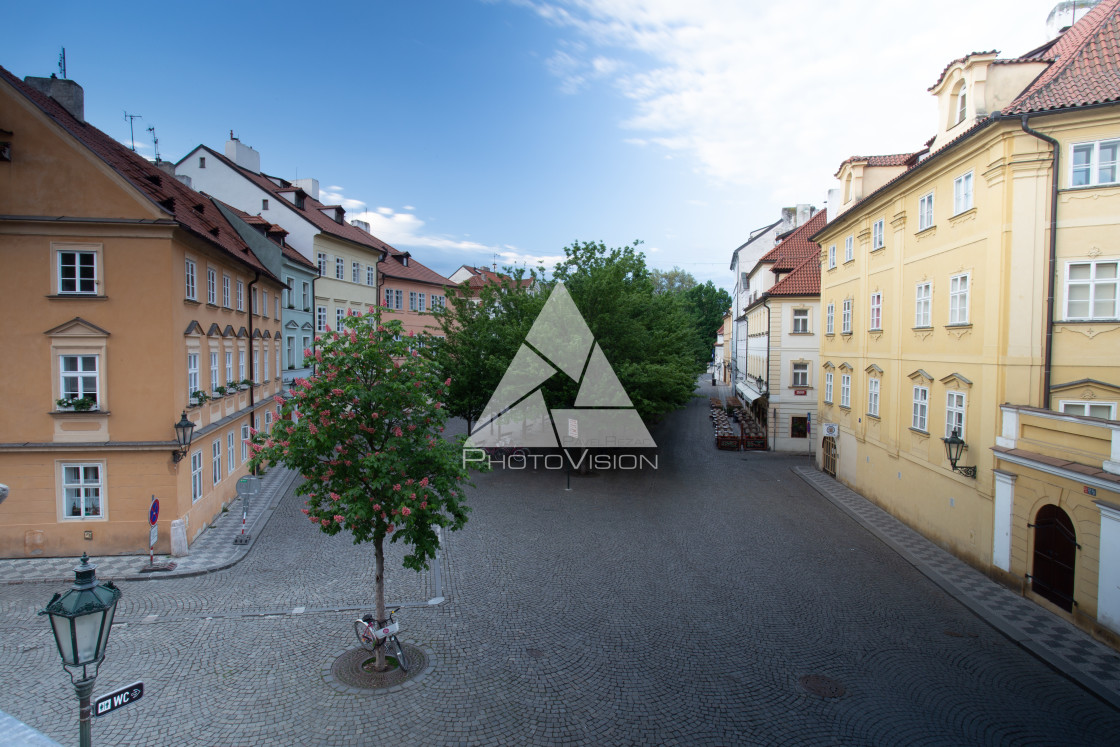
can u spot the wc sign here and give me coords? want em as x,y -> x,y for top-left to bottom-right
94,681 -> 143,717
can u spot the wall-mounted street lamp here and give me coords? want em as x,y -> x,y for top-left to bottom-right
942,428 -> 977,478
39,554 -> 121,747
172,411 -> 195,463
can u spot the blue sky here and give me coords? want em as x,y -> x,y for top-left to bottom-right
7,0 -> 1068,289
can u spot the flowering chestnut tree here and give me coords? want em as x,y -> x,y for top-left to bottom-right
249,308 -> 475,669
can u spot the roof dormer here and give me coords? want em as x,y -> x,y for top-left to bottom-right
831,155 -> 913,217
319,205 -> 345,224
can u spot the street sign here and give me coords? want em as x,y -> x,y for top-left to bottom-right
823,423 -> 839,437
236,476 -> 261,497
94,682 -> 143,717
148,496 -> 159,526
149,524 -> 158,548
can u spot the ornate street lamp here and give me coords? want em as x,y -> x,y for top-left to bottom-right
942,428 -> 977,478
172,411 -> 195,463
39,554 -> 121,747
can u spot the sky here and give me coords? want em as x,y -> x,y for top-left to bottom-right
6,0 -> 1072,290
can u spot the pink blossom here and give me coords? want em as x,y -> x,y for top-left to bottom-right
387,524 -> 395,533
393,426 -> 403,437
333,515 -> 344,523
304,348 -> 312,357
414,382 -> 421,388
451,490 -> 457,497
331,388 -> 344,396
406,478 -> 414,485
330,492 -> 341,502
409,493 -> 416,500
301,508 -> 310,515
420,501 -> 427,509
372,503 -> 381,511
248,427 -> 259,436
309,424 -> 318,435
273,396 -> 285,405
320,518 -> 330,527
315,351 -> 323,362
325,324 -> 333,333
444,378 -> 451,386
435,402 -> 442,410
408,330 -> 415,337
393,484 -> 401,492
402,507 -> 411,516
419,477 -> 429,487
371,412 -> 379,419
407,424 -> 417,431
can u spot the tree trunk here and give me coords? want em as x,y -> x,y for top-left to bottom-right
374,534 -> 387,671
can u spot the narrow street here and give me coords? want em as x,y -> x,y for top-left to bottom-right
2,385 -> 1119,746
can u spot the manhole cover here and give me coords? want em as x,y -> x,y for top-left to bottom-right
331,644 -> 427,690
799,674 -> 846,698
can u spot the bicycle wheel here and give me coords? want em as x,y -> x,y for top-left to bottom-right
388,635 -> 409,671
354,620 -> 376,651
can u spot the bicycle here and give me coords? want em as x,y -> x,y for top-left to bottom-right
353,607 -> 409,671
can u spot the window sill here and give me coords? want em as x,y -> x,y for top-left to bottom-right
843,259 -> 855,266
207,302 -> 220,309
839,405 -> 851,412
870,245 -> 885,253
909,427 -> 929,437
950,207 -> 977,222
868,328 -> 882,333
945,323 -> 973,329
51,409 -> 109,416
184,298 -> 201,306
841,332 -> 853,338
789,331 -> 814,336
912,326 -> 934,331
866,413 -> 880,420
916,225 -> 937,236
1057,318 -> 1120,324
47,294 -> 108,300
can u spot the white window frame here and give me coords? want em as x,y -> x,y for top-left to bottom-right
336,308 -> 346,328
1060,400 -> 1117,420
238,350 -> 246,382
828,245 -> 836,269
223,274 -> 231,307
842,299 -> 852,334
826,303 -> 834,335
868,378 -> 880,417
869,293 -> 882,331
352,261 -> 360,283
792,308 -> 809,334
58,249 -> 98,294
335,257 -> 345,280
287,336 -> 295,368
225,351 -> 233,385
1065,260 -> 1119,320
871,219 -> 884,250
317,306 -> 327,332
264,343 -> 270,381
915,282 -> 932,327
262,290 -> 268,318
227,431 -> 237,474
1071,139 -> 1119,187
792,362 -> 809,387
276,346 -> 281,379
317,253 -> 327,276
912,386 -> 929,432
418,293 -> 426,313
59,354 -> 99,408
824,372 -> 834,403
207,267 -> 217,305
191,450 -> 203,503
409,291 -> 418,311
212,439 -> 222,486
953,171 -> 974,214
185,258 -> 197,300
949,273 -> 970,325
241,423 -> 250,463
367,265 -> 375,286
946,391 -> 966,439
840,374 -> 851,409
253,350 -> 260,384
251,287 -> 258,315
302,282 -> 311,310
918,192 -> 934,231
236,280 -> 244,311
394,290 -> 403,310
61,463 -> 103,519
187,352 -> 199,400
844,236 -> 854,263
210,351 -> 220,393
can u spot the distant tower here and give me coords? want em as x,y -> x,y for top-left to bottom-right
1047,1 -> 1101,39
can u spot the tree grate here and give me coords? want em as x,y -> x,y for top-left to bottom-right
331,644 -> 427,690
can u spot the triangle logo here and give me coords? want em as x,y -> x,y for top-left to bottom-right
466,283 -> 656,449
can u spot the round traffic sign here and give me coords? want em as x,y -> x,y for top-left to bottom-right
149,497 -> 159,526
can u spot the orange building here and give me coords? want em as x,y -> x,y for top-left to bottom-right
0,69 -> 286,558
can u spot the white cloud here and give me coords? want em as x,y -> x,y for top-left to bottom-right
318,187 -> 367,213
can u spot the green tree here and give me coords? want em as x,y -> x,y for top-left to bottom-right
682,281 -> 733,369
249,308 -> 476,670
650,266 -> 698,294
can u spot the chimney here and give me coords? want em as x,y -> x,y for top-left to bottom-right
225,136 -> 261,174
795,203 -> 815,227
350,219 -> 370,233
24,75 -> 84,122
293,178 -> 319,201
1046,1 -> 1101,39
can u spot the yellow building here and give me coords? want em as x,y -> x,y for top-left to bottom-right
0,69 -> 286,558
814,1 -> 1120,642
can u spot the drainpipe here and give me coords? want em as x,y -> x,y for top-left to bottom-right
1018,113 -> 1059,409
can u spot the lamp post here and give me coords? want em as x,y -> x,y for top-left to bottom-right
942,428 -> 977,478
172,411 -> 195,463
39,554 -> 121,747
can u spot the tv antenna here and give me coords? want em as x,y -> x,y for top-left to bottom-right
58,48 -> 66,79
146,125 -> 160,163
124,112 -> 142,151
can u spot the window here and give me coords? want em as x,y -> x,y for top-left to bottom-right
946,391 -> 966,439
954,81 -> 967,124
276,346 -> 282,379
367,265 -> 375,286
872,219 -> 884,250
792,362 -> 809,387
335,258 -> 345,280
188,353 -> 199,400
842,299 -> 852,334
409,291 -> 418,311
210,351 -> 219,392
840,374 -> 851,408
253,350 -> 260,384
251,287 -> 258,315
870,293 -> 882,330
1071,139 -> 1119,187
191,450 -> 203,502
62,464 -> 102,518
792,309 -> 809,334
868,378 -> 880,417
418,293 -> 426,313
199,156 -> 206,168
185,258 -> 197,300
60,355 -> 98,407
432,294 -> 445,310
287,336 -> 295,367
316,306 -> 327,332
825,372 -> 834,403
237,280 -> 244,311
384,288 -> 393,308
912,386 -> 929,431
336,308 -> 346,328
283,278 -> 293,308
212,439 -> 222,486
915,282 -> 932,327
394,290 -> 403,310
317,253 -> 327,276
223,275 -> 231,307
263,343 -> 270,381
949,273 -> 969,324
226,351 -> 233,385
58,250 -> 97,294
262,198 -> 269,211
1061,400 -> 1117,419
262,290 -> 269,318
238,350 -> 246,382
227,431 -> 236,474
302,336 -> 310,366
844,236 -> 854,263
791,417 -> 808,439
275,296 -> 280,319
826,303 -> 835,335
1066,261 -> 1118,320
953,171 -> 973,214
207,268 -> 217,304
302,282 -> 310,310
265,410 -> 273,432
352,261 -> 360,283
918,192 -> 934,231
241,423 -> 250,463
828,245 -> 836,269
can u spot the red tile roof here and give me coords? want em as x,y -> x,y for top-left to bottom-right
927,50 -> 1000,91
456,265 -> 534,291
758,210 -> 827,267
833,153 -> 920,177
768,253 -> 821,297
0,66 -> 280,282
1006,0 -> 1120,113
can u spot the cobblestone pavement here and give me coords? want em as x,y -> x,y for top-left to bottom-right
3,385 -> 1120,745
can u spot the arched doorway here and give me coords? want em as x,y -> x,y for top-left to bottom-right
822,436 -> 837,476
1031,504 -> 1078,612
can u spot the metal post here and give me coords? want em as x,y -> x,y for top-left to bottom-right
75,676 -> 95,747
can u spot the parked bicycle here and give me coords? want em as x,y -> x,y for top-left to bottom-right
354,607 -> 409,671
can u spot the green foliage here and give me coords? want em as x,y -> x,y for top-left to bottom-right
681,280 -> 733,369
249,308 -> 476,574
650,266 -> 698,294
